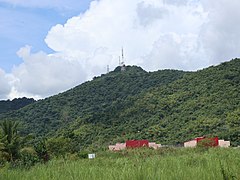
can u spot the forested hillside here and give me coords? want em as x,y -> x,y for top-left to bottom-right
107,59 -> 240,146
0,59 -> 239,151
0,66 -> 185,140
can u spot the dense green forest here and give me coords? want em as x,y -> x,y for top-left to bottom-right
0,98 -> 35,114
0,59 -> 239,156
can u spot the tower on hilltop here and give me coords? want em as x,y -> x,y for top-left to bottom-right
120,47 -> 126,71
107,65 -> 110,74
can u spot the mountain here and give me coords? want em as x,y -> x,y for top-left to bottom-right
0,59 -> 239,149
0,66 -> 185,135
0,97 -> 35,114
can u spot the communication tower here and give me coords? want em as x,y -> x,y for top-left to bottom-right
120,47 -> 126,71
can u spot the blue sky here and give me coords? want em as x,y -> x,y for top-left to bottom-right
0,0 -> 240,100
0,0 -> 93,72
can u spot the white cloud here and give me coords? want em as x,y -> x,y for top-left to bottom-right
10,45 -> 87,98
200,0 -> 240,64
137,1 -> 169,26
45,0 -> 208,71
1,0 -> 240,99
142,33 -> 208,70
0,68 -> 12,99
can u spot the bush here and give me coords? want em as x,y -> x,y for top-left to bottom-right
78,151 -> 88,159
0,151 -> 9,166
34,140 -> 50,163
46,137 -> 71,157
18,147 -> 39,168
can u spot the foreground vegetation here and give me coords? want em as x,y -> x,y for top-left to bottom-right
0,148 -> 239,180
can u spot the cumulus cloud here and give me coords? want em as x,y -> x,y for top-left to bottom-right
200,0 -> 240,64
137,1 -> 169,26
0,68 -> 12,99
11,45 -> 87,98
45,0 -> 209,71
1,0 -> 240,99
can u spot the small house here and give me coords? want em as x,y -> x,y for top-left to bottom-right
184,137 -> 230,148
109,140 -> 161,151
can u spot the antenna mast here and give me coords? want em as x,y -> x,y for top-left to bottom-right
122,47 -> 124,64
120,47 -> 126,71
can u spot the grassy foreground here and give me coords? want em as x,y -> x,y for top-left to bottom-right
0,148 -> 239,180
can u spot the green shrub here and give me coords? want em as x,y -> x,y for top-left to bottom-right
34,140 -> 50,163
46,137 -> 71,157
78,151 -> 88,159
0,151 -> 9,166
9,147 -> 40,169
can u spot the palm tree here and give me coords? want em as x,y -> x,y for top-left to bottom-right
0,120 -> 19,143
0,141 -> 5,151
0,120 -> 20,161
0,127 -> 8,162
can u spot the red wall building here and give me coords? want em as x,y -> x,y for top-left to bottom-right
184,137 -> 219,147
196,137 -> 219,147
126,140 -> 149,148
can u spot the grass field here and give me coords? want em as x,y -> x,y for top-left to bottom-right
0,147 -> 239,180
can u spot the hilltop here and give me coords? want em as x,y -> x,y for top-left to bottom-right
0,59 -> 239,149
0,97 -> 35,114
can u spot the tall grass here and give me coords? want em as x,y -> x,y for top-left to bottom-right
0,148 -> 239,180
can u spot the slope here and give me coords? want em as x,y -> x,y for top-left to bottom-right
56,59 -> 240,147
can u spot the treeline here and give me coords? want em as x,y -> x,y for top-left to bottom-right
0,120 -> 88,168
0,97 -> 35,114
